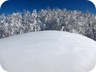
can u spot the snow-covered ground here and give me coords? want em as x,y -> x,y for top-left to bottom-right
0,65 -> 7,72
90,65 -> 96,72
0,31 -> 96,72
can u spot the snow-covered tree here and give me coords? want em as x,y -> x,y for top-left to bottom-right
0,8 -> 96,41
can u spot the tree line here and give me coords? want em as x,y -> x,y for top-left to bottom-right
0,8 -> 96,40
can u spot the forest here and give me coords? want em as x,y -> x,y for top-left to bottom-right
0,8 -> 96,40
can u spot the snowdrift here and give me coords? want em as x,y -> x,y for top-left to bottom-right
0,31 -> 96,72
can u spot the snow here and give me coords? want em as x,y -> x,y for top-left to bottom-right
90,65 -> 96,72
0,31 -> 96,72
0,65 -> 7,72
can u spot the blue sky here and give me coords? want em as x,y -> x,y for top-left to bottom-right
0,0 -> 96,15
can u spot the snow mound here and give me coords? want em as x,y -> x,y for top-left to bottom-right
0,31 -> 96,72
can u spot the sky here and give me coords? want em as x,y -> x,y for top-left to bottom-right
0,0 -> 96,15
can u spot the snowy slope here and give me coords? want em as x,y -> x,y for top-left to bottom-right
90,65 -> 96,72
0,31 -> 96,72
0,65 -> 7,72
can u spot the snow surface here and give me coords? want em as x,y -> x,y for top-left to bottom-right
90,65 -> 96,72
0,31 -> 96,72
0,65 -> 7,72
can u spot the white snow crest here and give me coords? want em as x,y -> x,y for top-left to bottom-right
0,31 -> 96,72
